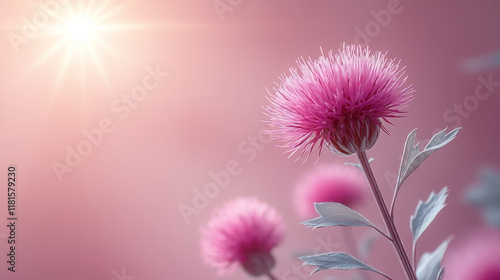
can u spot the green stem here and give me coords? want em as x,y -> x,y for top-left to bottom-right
357,151 -> 417,280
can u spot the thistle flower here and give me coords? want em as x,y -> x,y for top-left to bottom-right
201,197 -> 284,277
444,230 -> 500,280
294,164 -> 366,219
265,44 -> 413,158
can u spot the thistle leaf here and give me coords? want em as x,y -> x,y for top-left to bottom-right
358,230 -> 379,260
302,202 -> 383,232
393,128 -> 460,206
345,158 -> 374,171
437,267 -> 445,280
416,237 -> 452,280
466,168 -> 500,227
411,187 -> 448,254
485,207 -> 500,227
299,252 -> 390,279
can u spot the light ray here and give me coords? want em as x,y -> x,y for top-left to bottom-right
21,0 -> 137,95
53,40 -> 77,93
91,36 -> 129,62
85,42 -> 112,89
27,36 -> 72,72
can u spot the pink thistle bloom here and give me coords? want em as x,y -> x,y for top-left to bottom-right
201,197 -> 284,277
294,164 -> 367,219
444,229 -> 500,280
265,44 -> 413,158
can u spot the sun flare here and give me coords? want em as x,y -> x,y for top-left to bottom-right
25,0 -> 142,94
66,17 -> 94,42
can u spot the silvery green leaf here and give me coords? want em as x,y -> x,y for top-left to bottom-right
460,50 -> 500,73
346,158 -> 374,171
358,230 -> 379,260
352,275 -> 369,280
416,237 -> 452,280
465,168 -> 500,227
410,187 -> 448,256
397,128 -> 460,191
436,267 -> 445,280
392,128 -> 460,210
299,252 -> 390,279
466,168 -> 500,205
302,203 -> 387,238
485,206 -> 500,227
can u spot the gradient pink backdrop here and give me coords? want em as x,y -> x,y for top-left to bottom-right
0,0 -> 499,279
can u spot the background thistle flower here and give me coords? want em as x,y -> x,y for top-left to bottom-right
445,230 -> 500,280
294,164 -> 366,219
201,197 -> 284,278
266,44 -> 413,157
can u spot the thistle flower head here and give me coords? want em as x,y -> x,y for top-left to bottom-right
445,230 -> 500,280
266,44 -> 413,158
201,197 -> 284,276
294,164 -> 366,219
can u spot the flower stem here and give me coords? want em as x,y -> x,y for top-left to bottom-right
357,151 -> 417,280
267,272 -> 277,280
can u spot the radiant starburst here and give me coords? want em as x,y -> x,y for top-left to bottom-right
25,0 -> 141,94
66,17 -> 93,42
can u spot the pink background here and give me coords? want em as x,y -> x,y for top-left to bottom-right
0,0 -> 499,279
